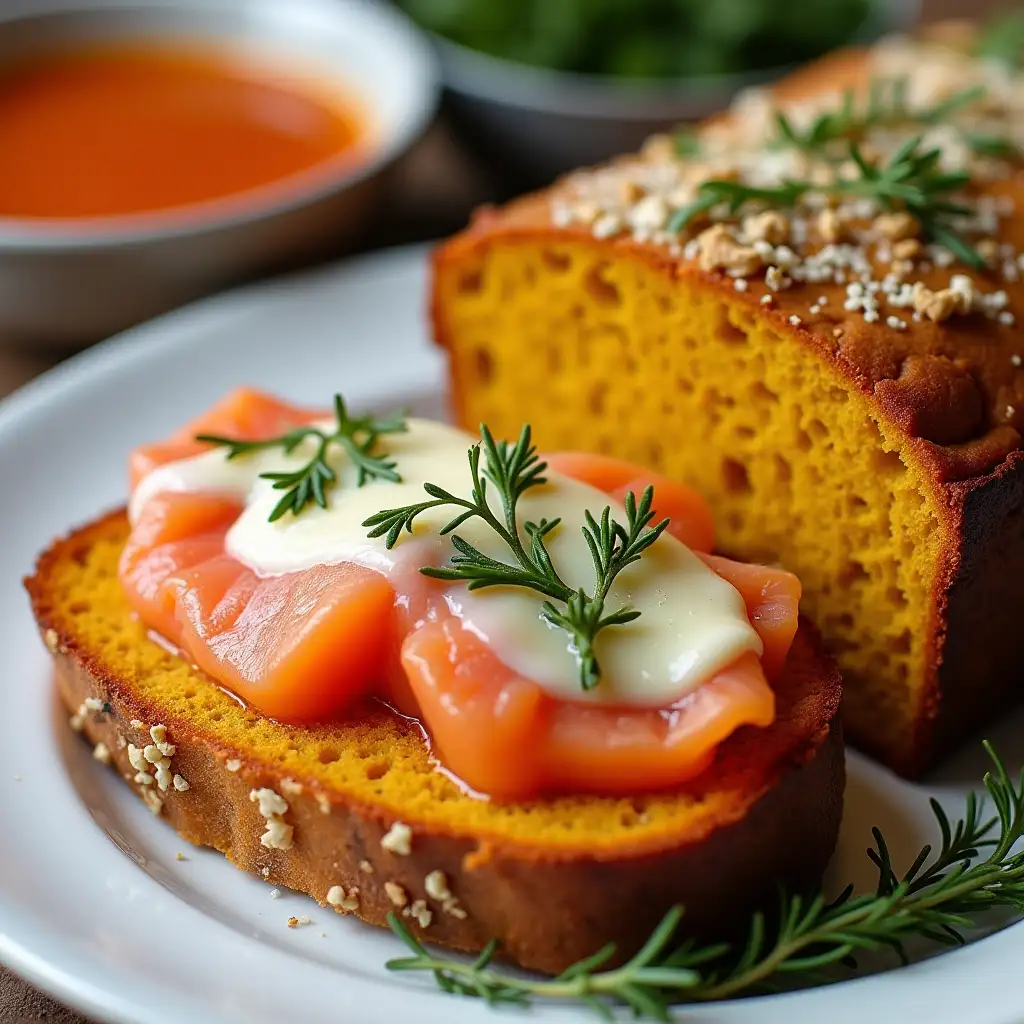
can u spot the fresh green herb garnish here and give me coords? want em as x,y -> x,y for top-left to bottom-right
671,128 -> 702,159
774,79 -> 1018,165
668,135 -> 985,268
386,742 -> 1024,1019
773,79 -> 991,153
362,425 -> 668,691
197,395 -> 407,522
977,12 -> 1024,71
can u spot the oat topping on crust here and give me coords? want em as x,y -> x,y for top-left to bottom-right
548,34 -> 1024,335
381,821 -> 413,856
384,881 -> 408,907
250,787 -> 294,850
326,885 -> 360,912
403,899 -> 432,929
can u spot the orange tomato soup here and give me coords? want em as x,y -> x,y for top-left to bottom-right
0,44 -> 365,219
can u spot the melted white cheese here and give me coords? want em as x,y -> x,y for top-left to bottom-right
130,418 -> 762,706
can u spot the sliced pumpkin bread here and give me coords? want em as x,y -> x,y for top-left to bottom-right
27,510 -> 843,974
431,34 -> 1024,776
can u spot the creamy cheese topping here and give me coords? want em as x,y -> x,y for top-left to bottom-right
130,418 -> 762,707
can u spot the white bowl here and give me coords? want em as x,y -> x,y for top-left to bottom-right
0,0 -> 439,350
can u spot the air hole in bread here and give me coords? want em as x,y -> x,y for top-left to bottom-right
889,630 -> 912,655
541,248 -> 572,272
365,760 -> 389,781
838,561 -> 869,587
456,267 -> 483,295
318,747 -> 340,765
870,447 -> 904,477
807,419 -> 829,442
750,380 -> 779,405
773,454 -> 792,483
715,313 -> 747,347
583,263 -> 620,307
473,347 -> 494,385
722,458 -> 751,495
69,601 -> 90,615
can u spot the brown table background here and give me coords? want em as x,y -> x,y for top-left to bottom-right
0,0 -> 1010,1018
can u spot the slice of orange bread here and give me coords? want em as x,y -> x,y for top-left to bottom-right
27,510 -> 843,974
432,33 -> 1024,776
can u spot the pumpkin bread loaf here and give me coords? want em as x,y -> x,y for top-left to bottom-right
433,32 -> 1024,776
27,511 -> 843,973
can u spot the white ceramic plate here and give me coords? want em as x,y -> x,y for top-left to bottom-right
1,244 -> 1023,1024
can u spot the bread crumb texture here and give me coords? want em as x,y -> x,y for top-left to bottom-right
436,240 -> 941,762
33,512 -> 827,850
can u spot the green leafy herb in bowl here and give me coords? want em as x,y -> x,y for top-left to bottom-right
397,0 -> 874,79
393,0 -> 919,185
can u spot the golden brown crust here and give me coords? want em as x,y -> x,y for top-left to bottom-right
27,513 -> 843,974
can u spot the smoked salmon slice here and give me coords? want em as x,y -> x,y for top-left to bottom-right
122,388 -> 800,798
402,618 -> 775,801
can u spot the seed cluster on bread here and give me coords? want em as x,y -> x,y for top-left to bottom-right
27,511 -> 843,973
432,29 -> 1024,776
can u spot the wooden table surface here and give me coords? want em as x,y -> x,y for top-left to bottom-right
0,0 -> 1013,1018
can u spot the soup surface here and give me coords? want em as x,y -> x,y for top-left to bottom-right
0,44 -> 365,219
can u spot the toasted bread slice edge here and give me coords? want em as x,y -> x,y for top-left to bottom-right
28,511 -> 844,973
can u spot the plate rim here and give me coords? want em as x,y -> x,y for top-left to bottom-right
2,241 -> 1023,1024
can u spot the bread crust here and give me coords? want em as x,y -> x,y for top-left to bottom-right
28,512 -> 843,974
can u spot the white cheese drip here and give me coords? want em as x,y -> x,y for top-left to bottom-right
129,418 -> 762,706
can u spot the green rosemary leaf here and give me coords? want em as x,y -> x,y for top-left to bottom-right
918,83 -> 987,124
965,133 -> 1021,160
198,395 -> 406,521
363,425 -> 668,690
977,13 -> 1024,71
671,128 -> 702,159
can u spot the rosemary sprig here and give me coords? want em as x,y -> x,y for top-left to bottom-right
197,395 -> 406,521
385,742 -> 1024,1020
362,425 -> 668,690
774,79 -> 984,151
667,135 -> 985,268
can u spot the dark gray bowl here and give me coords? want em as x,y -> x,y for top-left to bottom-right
431,0 -> 920,188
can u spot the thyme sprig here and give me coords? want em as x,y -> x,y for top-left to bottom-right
197,395 -> 406,522
386,742 -> 1024,1020
668,134 -> 985,268
362,425 -> 668,690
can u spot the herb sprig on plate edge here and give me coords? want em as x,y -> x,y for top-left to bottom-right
386,742 -> 1024,1020
196,394 -> 407,522
362,425 -> 668,691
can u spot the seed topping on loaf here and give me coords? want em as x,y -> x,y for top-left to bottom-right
549,33 -> 1023,340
